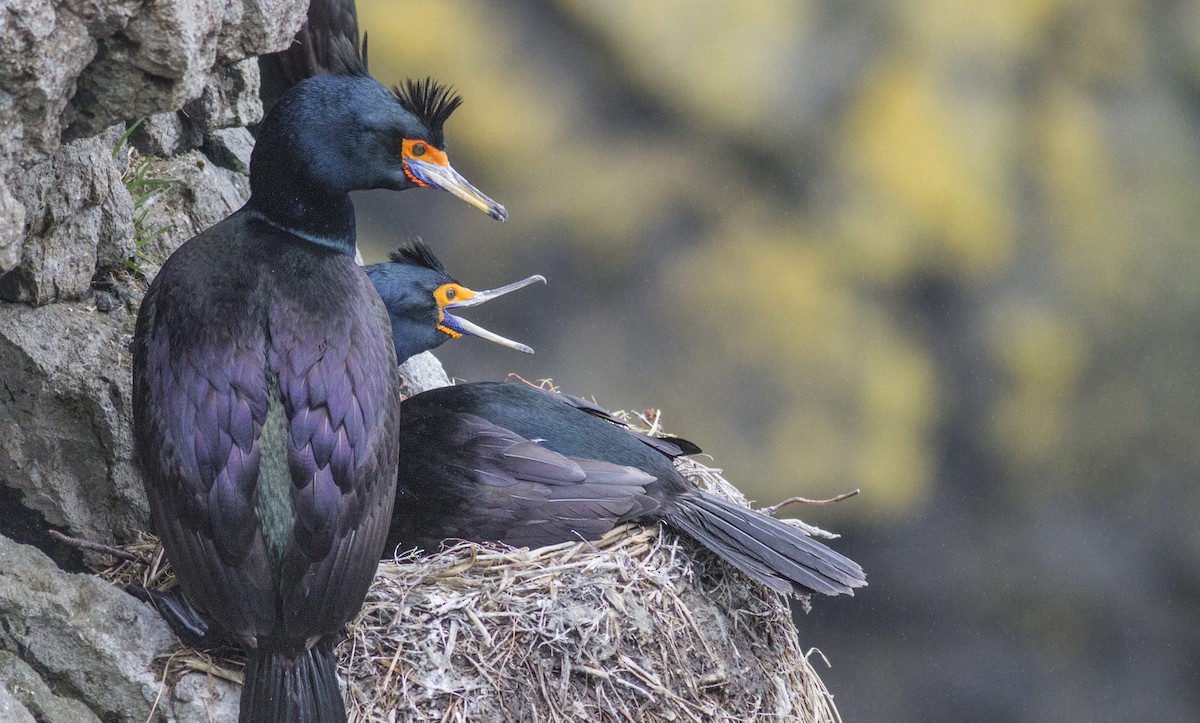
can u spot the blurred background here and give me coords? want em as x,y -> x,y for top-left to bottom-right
351,2 -> 1200,720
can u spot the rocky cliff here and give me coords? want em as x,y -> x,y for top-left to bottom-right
1,2 -> 308,719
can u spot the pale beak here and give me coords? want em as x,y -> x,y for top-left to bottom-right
441,274 -> 546,353
406,158 -> 508,221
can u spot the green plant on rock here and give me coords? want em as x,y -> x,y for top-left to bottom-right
113,118 -> 177,276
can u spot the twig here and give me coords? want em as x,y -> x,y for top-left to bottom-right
48,529 -> 141,562
504,373 -> 558,393
760,489 -> 861,516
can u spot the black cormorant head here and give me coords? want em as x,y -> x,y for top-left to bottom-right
365,241 -> 545,364
250,37 -> 506,241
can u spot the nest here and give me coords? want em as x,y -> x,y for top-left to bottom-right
101,437 -> 845,722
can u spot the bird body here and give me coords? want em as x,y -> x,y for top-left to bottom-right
135,186 -> 400,723
133,43 -> 505,722
367,244 -> 867,598
135,216 -> 399,639
390,381 -> 865,597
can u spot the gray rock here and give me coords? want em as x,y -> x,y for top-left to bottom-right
0,650 -> 102,723
133,60 -> 264,158
0,0 -> 107,171
1,0 -> 298,302
134,149 -> 250,280
65,0 -> 224,140
2,127 -> 134,305
0,301 -> 146,544
215,0 -> 310,64
0,685 -> 37,723
0,143 -> 249,559
0,0 -> 304,176
202,127 -> 256,173
401,351 -> 454,395
65,0 -> 305,141
130,112 -> 204,159
0,534 -> 173,721
0,186 -> 22,274
186,57 -> 264,132
170,671 -> 240,723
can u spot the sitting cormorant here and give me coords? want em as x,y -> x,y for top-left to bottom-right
131,42 -> 505,722
368,243 -> 866,597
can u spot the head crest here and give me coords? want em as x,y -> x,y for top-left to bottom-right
392,78 -> 463,147
388,240 -> 449,276
328,34 -> 370,77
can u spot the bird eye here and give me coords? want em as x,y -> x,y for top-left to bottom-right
444,287 -> 456,300
412,143 -> 427,157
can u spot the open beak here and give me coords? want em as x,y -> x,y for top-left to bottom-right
406,157 -> 508,221
441,274 -> 546,353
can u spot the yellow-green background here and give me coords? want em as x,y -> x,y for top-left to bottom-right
353,2 -> 1200,719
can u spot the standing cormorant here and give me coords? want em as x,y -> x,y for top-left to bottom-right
131,42 -> 505,722
367,243 -> 866,597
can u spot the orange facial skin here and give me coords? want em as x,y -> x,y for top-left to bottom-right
402,139 -> 450,187
434,283 -> 476,337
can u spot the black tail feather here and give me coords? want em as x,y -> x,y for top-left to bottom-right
126,585 -> 231,649
240,637 -> 345,723
665,492 -> 867,597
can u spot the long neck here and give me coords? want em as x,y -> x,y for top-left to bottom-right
390,316 -> 441,365
248,124 -> 358,257
247,177 -> 357,257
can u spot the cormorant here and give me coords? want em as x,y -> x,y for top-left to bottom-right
131,41 -> 505,722
133,241 -> 863,655
369,243 -> 866,597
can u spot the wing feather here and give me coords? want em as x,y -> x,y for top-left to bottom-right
390,410 -> 658,553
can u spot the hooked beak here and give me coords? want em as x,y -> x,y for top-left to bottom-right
441,274 -> 546,353
406,157 -> 508,221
